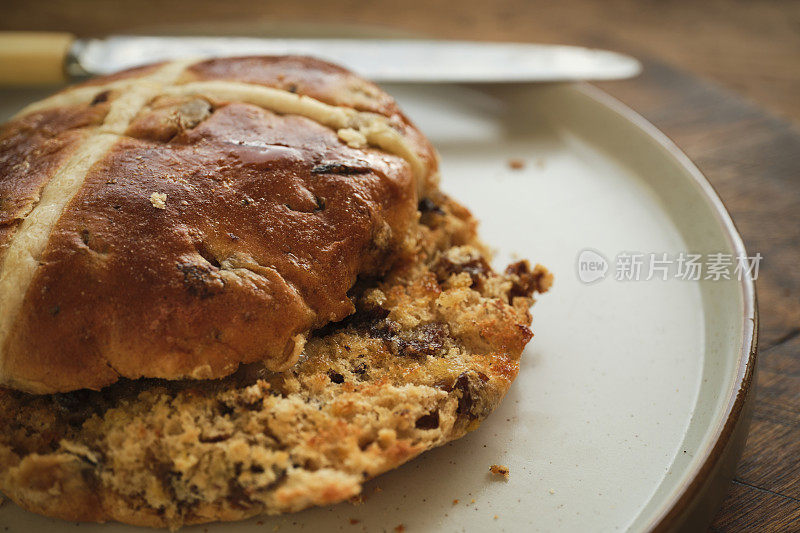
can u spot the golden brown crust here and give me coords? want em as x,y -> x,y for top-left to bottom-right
0,193 -> 549,528
75,63 -> 165,88
183,56 -> 399,115
0,57 -> 436,393
181,57 -> 438,194
0,104 -> 109,250
5,103 -> 417,392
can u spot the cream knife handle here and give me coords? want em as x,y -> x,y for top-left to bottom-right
0,31 -> 75,85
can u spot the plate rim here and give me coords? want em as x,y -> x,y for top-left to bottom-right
569,82 -> 758,531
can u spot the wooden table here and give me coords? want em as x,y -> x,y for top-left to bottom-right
2,1 -> 799,530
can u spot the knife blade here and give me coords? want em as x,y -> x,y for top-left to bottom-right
0,32 -> 641,85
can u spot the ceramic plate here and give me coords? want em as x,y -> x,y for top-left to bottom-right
0,81 -> 756,532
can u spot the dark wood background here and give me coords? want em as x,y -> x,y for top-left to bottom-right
2,1 -> 799,530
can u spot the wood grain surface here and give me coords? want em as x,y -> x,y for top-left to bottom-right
2,1 -> 799,531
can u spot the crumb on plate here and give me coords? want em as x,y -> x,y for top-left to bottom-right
508,158 -> 525,170
489,464 -> 510,479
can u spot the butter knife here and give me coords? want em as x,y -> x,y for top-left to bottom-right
0,32 -> 641,85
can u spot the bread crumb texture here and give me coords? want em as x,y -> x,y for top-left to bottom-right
0,191 -> 549,528
489,464 -> 510,479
